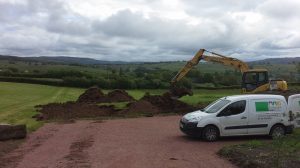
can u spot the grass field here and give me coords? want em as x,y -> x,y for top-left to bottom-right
0,82 -> 84,131
0,82 -> 239,131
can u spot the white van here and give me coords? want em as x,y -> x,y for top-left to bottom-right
288,94 -> 300,128
180,94 -> 298,141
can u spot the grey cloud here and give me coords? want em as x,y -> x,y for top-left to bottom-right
183,0 -> 263,17
0,0 -> 299,62
257,0 -> 300,19
93,10 -> 242,55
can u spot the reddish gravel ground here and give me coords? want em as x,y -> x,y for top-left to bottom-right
2,116 -> 241,168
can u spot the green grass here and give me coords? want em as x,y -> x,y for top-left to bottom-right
0,82 -> 241,132
98,102 -> 130,110
219,128 -> 300,168
180,89 -> 240,105
126,89 -> 239,106
0,82 -> 84,131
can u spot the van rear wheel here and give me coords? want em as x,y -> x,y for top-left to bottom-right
270,125 -> 285,139
202,125 -> 219,142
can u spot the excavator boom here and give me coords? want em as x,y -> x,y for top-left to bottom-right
171,49 -> 205,85
171,49 -> 249,85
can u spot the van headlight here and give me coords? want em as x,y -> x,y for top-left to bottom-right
188,116 -> 202,123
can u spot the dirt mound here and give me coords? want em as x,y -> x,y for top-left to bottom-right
140,92 -> 195,113
36,88 -> 195,120
169,87 -> 193,98
77,87 -> 135,103
125,100 -> 161,114
0,124 -> 26,141
106,89 -> 135,102
35,102 -> 118,120
77,87 -> 105,103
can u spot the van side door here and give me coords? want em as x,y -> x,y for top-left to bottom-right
217,100 -> 248,136
248,99 -> 286,135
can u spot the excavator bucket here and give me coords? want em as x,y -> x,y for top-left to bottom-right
169,86 -> 193,99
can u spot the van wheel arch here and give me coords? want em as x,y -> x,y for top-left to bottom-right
269,124 -> 286,138
202,124 -> 220,142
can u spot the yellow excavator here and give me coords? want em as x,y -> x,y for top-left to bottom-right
170,49 -> 288,97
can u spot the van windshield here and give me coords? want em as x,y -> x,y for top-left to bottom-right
203,99 -> 231,113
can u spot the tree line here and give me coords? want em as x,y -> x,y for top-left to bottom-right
3,63 -> 300,89
0,65 -> 245,89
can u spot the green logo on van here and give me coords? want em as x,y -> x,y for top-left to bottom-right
255,102 -> 269,112
255,101 -> 282,112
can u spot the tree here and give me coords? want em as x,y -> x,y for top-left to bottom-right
297,63 -> 300,73
203,73 -> 214,83
119,68 -> 124,76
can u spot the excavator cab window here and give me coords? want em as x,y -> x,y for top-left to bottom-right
242,71 -> 268,92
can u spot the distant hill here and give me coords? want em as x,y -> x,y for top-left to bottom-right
26,56 -> 131,65
0,54 -> 299,65
250,57 -> 300,65
0,55 -> 131,65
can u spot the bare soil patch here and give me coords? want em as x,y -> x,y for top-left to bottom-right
63,136 -> 94,168
2,116 -> 237,168
35,87 -> 197,120
35,102 -> 118,120
0,140 -> 23,168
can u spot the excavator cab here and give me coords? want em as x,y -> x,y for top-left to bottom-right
241,69 -> 288,93
241,69 -> 269,93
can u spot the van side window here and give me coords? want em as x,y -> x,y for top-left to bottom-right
217,100 -> 246,117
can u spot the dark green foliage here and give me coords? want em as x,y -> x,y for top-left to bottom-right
0,59 -> 298,89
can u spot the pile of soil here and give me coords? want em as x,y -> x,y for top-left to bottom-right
77,87 -> 105,103
124,100 -> 161,114
106,89 -> 135,102
0,124 -> 26,141
35,87 -> 196,120
77,87 -> 134,103
35,102 -> 118,120
169,87 -> 193,98
141,92 -> 195,113
123,92 -> 196,115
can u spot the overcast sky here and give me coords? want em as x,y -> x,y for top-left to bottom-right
0,0 -> 299,62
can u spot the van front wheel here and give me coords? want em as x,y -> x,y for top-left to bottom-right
202,125 -> 219,142
270,125 -> 285,139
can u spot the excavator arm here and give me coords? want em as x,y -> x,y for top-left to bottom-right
169,49 -> 249,98
171,49 -> 249,85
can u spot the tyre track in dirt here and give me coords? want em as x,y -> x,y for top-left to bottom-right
4,116 -> 239,168
56,122 -> 98,168
2,121 -> 97,168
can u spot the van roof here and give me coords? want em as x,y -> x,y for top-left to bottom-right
222,94 -> 286,102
